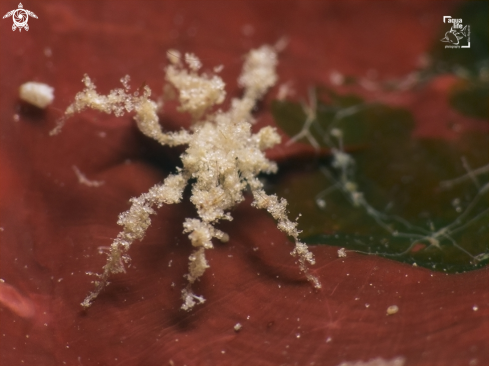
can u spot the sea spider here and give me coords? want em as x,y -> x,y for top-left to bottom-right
54,45 -> 321,311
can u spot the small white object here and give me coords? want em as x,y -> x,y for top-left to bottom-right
316,198 -> 326,209
167,49 -> 181,65
329,71 -> 344,86
234,323 -> 242,332
19,82 -> 54,109
386,305 -> 399,315
337,248 -> 347,258
330,128 -> 343,138
72,166 -> 104,187
332,151 -> 351,169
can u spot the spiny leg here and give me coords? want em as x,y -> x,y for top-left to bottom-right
81,172 -> 189,308
180,218 -> 229,311
247,176 -> 321,289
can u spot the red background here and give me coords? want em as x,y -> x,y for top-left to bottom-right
0,1 -> 487,365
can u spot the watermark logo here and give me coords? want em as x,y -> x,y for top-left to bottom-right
441,16 -> 470,48
3,3 -> 37,32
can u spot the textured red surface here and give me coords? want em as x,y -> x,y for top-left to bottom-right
0,1 -> 488,366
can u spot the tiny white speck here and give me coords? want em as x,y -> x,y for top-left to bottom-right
473,305 -> 478,311
330,71 -> 344,86
337,248 -> 347,258
365,303 -> 370,308
387,305 -> 399,315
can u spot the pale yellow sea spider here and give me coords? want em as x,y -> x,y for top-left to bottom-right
53,44 -> 321,311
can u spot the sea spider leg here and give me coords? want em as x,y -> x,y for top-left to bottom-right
81,172 -> 189,308
180,218 -> 230,311
247,175 -> 321,289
